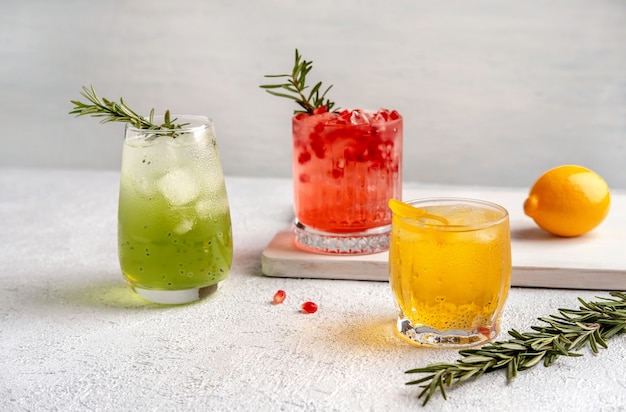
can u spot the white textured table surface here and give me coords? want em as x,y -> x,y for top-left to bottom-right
1,167 -> 625,412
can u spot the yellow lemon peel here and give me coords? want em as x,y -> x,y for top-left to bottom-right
388,199 -> 449,224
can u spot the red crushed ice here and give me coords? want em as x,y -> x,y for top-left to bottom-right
327,108 -> 400,126
294,108 -> 400,166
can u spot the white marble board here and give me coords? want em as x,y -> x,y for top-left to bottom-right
261,186 -> 626,290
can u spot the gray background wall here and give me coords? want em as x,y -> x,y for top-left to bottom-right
2,0 -> 625,188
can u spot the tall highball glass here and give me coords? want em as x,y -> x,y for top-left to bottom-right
118,115 -> 232,304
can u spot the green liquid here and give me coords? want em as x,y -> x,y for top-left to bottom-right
118,190 -> 232,291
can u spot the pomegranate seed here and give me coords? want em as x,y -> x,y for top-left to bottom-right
309,134 -> 325,159
313,106 -> 327,115
298,151 -> 311,164
343,146 -> 356,162
272,290 -> 286,304
301,301 -> 318,314
478,326 -> 493,336
338,109 -> 351,120
312,146 -> 325,159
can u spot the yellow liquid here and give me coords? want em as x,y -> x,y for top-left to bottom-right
389,204 -> 511,333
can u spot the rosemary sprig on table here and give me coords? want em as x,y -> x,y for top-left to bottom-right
260,49 -> 337,114
69,85 -> 186,131
407,291 -> 626,406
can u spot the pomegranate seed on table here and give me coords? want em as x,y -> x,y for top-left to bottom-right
272,290 -> 286,304
301,301 -> 318,314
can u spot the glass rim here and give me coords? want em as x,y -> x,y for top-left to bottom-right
394,197 -> 509,231
125,114 -> 213,133
292,109 -> 403,125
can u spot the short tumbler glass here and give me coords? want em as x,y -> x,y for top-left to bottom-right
291,109 -> 403,255
389,198 -> 511,348
118,115 -> 233,304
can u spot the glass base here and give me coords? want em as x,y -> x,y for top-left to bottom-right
293,219 -> 390,255
133,283 -> 219,305
396,317 -> 497,349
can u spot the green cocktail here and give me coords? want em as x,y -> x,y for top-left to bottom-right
118,115 -> 232,304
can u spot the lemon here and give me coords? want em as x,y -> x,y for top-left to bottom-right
523,165 -> 610,237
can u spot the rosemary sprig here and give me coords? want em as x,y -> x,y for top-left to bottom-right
406,291 -> 626,406
69,85 -> 186,131
260,49 -> 337,114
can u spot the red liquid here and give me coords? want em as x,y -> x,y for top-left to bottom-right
292,109 -> 402,233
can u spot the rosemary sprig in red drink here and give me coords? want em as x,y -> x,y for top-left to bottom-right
259,48 -> 403,255
260,49 -> 337,114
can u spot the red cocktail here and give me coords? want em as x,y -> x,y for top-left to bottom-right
292,108 -> 402,254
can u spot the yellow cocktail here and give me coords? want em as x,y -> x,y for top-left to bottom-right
389,198 -> 511,348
